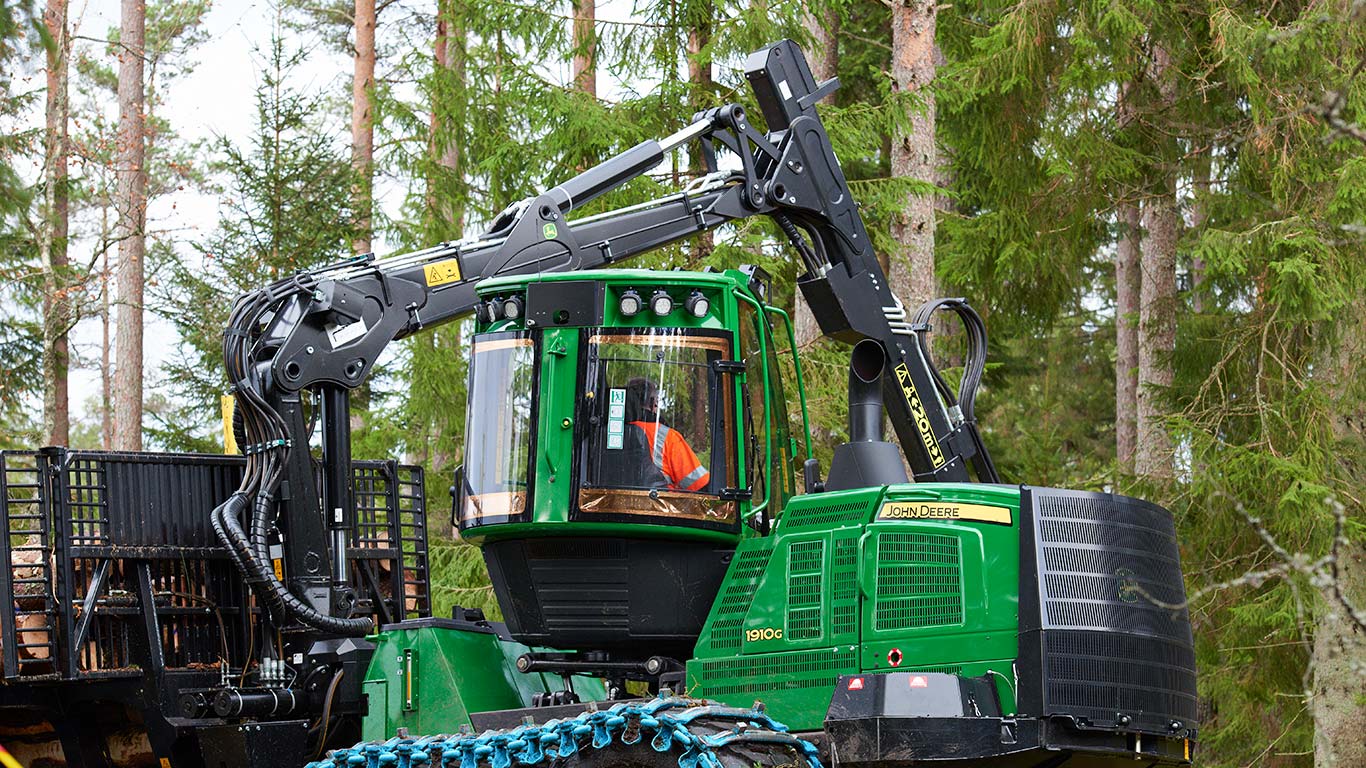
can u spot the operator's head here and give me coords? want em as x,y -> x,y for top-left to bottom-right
625,377 -> 659,421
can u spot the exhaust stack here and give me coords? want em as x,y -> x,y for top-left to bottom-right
824,339 -> 910,491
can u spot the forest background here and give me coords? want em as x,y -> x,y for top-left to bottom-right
1,0 -> 1363,765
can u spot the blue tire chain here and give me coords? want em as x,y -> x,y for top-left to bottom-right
307,696 -> 824,768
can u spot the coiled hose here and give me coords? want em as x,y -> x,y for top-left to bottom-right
213,279 -> 372,637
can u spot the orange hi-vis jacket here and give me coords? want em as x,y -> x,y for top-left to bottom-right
629,421 -> 710,492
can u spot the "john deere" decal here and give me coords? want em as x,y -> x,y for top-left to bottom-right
877,501 -> 1012,525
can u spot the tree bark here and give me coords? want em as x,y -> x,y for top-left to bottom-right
1313,296 -> 1366,768
431,0 -> 463,233
41,0 -> 70,447
570,0 -> 595,97
889,0 -> 937,312
420,1 -> 465,474
351,0 -> 376,255
1115,202 -> 1140,472
794,3 -> 838,349
1135,177 -> 1177,479
1135,45 -> 1178,481
687,2 -> 713,262
101,248 -> 112,450
1313,543 -> 1366,768
112,0 -> 146,451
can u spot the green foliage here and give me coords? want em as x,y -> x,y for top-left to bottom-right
0,0 -> 42,445
939,2 -> 1366,764
151,35 -> 361,450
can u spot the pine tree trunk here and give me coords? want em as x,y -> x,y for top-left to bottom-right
101,249 -> 112,450
112,0 -> 146,452
1115,202 -> 1140,472
431,0 -> 463,232
687,3 -> 713,262
421,1 -> 465,474
794,4 -> 838,349
889,0 -> 937,311
351,0 -> 376,255
1135,177 -> 1177,480
41,0 -> 70,447
571,0 -> 595,96
1313,298 -> 1366,768
1313,542 -> 1366,768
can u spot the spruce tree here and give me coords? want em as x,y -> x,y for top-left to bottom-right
152,37 -> 360,450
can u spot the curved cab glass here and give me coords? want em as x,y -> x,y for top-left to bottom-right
576,328 -> 737,528
460,332 -> 536,526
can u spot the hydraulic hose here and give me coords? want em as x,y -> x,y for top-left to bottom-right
213,281 -> 372,637
910,297 -> 999,482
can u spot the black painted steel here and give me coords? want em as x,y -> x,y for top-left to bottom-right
1017,488 -> 1198,739
481,537 -> 734,659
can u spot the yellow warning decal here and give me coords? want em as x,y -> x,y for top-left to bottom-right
423,258 -> 463,287
895,363 -> 946,467
272,559 -> 284,580
877,501 -> 1012,525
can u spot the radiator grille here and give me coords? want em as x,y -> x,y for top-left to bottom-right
697,647 -> 856,696
785,540 -> 824,641
706,544 -> 774,652
780,499 -> 870,529
1021,488 -> 1198,736
830,534 -> 859,638
874,532 -> 964,630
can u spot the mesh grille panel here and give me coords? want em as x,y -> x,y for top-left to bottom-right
1022,488 -> 1197,736
785,540 -> 824,640
781,500 -> 869,529
698,648 -> 856,696
830,535 -> 859,637
707,545 -> 773,651
874,532 -> 963,630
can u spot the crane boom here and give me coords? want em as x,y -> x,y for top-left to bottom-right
218,39 -> 996,636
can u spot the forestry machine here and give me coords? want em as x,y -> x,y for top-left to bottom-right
0,40 -> 1197,768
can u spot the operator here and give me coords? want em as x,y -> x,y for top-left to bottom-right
624,377 -> 711,492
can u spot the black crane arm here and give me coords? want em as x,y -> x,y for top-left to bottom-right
218,40 -> 996,636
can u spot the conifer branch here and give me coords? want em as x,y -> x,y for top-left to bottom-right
1320,57 -> 1366,147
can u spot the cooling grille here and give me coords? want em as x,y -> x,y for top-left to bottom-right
780,499 -> 870,529
830,534 -> 859,638
697,647 -> 856,696
706,544 -> 774,652
873,532 -> 964,630
1020,487 -> 1198,737
785,540 -> 825,641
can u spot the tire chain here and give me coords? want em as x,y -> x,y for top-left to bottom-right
306,696 -> 824,768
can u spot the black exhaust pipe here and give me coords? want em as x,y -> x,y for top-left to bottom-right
848,339 -> 885,443
824,339 -> 910,492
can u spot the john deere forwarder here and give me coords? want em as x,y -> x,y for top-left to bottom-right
0,41 -> 1197,768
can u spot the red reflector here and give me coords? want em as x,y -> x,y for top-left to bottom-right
909,675 -> 929,688
848,677 -> 864,690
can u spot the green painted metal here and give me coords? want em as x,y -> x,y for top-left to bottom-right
686,484 -> 1022,732
443,267 -> 1025,738
360,624 -> 606,740
762,305 -> 813,460
460,268 -> 800,545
